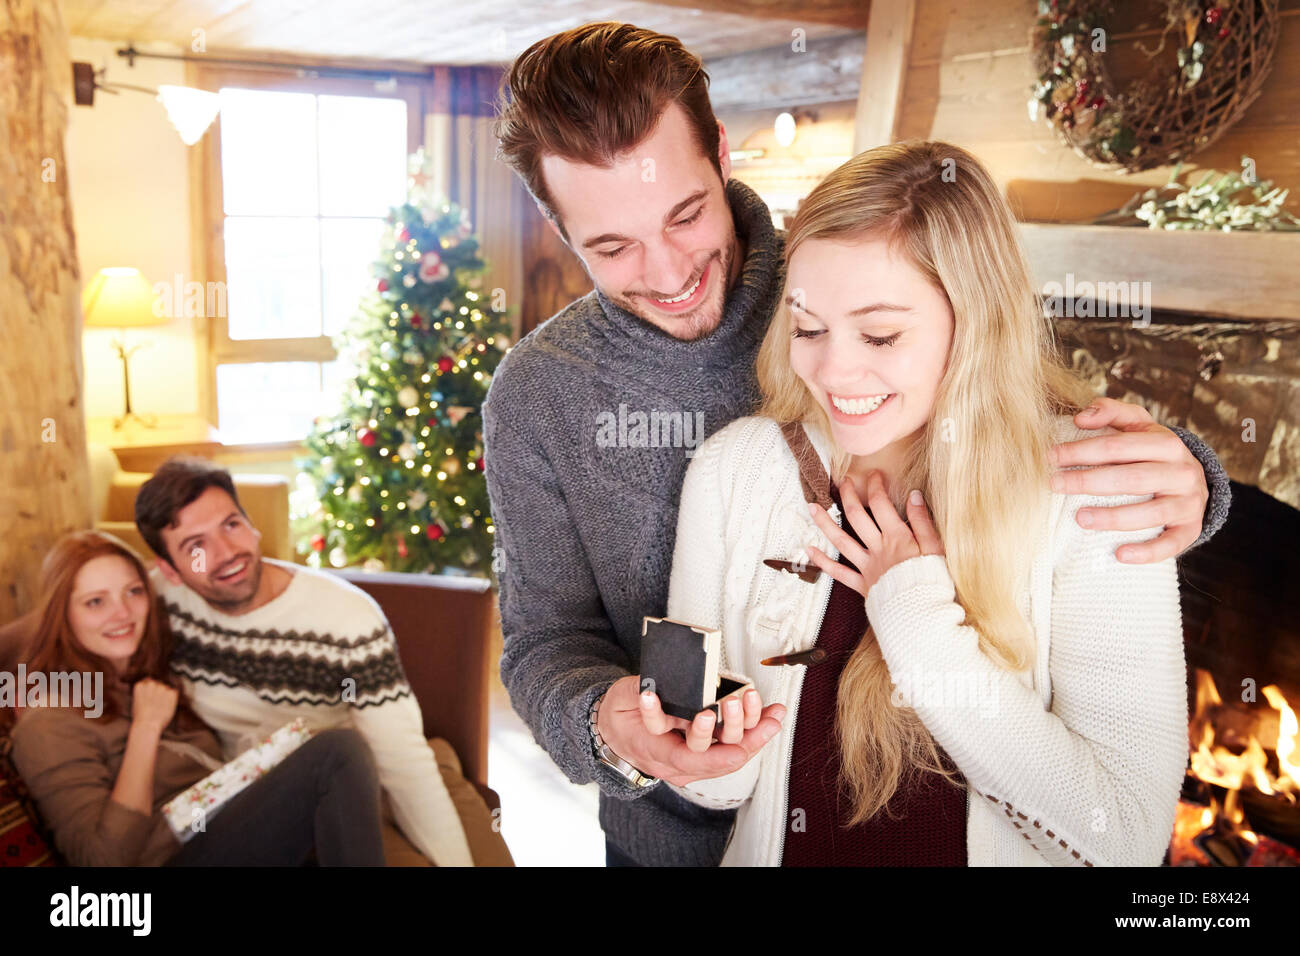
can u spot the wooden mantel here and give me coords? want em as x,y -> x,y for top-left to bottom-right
1019,225 -> 1300,322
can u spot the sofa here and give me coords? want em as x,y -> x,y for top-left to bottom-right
0,548 -> 512,867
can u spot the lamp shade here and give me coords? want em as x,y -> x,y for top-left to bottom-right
82,268 -> 169,328
157,85 -> 221,146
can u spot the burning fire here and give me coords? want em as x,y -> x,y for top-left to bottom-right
1188,670 -> 1297,800
1170,669 -> 1299,866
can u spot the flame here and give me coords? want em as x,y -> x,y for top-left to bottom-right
1262,685 -> 1298,793
1187,670 -> 1298,802
1172,670 -> 1300,864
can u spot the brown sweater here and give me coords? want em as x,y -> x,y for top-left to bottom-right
8,681 -> 225,866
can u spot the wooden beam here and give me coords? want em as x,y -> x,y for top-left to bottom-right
1020,224 -> 1300,322
705,33 -> 866,113
853,0 -> 914,153
645,0 -> 871,29
1,0 -> 95,621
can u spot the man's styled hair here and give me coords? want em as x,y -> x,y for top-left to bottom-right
494,21 -> 722,239
135,456 -> 248,567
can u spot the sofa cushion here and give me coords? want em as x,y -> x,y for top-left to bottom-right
0,736 -> 60,866
380,737 -> 513,867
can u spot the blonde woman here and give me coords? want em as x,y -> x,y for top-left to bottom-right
663,141 -> 1190,866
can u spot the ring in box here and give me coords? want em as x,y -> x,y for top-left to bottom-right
640,616 -> 754,724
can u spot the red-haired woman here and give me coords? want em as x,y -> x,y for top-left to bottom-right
9,530 -> 386,866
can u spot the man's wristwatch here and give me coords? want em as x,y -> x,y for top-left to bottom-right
589,690 -> 657,788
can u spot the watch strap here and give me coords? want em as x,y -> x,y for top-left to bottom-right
589,690 -> 657,787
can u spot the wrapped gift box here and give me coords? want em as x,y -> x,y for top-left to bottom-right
163,718 -> 313,842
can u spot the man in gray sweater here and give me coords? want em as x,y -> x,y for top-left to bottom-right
483,22 -> 1230,866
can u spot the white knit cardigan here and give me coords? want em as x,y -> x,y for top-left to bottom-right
664,414 -> 1188,867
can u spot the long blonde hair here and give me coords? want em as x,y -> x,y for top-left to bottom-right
756,141 -> 1096,824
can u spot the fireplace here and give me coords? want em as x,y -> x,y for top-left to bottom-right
1054,309 -> 1300,866
1171,480 -> 1300,866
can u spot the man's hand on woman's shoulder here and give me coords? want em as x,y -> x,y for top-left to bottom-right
1050,397 -> 1217,563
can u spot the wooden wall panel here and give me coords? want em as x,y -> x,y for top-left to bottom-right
1,0 -> 94,622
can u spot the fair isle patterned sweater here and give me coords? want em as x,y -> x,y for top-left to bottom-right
150,559 -> 474,867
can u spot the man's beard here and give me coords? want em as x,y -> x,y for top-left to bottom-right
194,556 -> 263,612
610,238 -> 736,342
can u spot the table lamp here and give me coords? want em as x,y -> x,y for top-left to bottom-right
81,267 -> 169,429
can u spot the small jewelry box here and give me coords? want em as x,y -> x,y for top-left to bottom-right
640,616 -> 753,724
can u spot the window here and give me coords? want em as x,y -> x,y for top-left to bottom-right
197,69 -> 422,444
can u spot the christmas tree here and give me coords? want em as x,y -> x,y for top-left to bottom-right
294,149 -> 512,577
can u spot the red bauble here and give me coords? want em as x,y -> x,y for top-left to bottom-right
358,428 -> 377,447
1217,25 -> 1230,38
426,524 -> 445,541
377,278 -> 389,293
397,536 -> 408,558
311,534 -> 325,552
1205,7 -> 1222,26
399,227 -> 411,242
410,313 -> 423,329
437,356 -> 454,373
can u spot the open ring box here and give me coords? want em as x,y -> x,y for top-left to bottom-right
640,616 -> 754,725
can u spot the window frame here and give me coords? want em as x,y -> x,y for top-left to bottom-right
189,58 -> 426,446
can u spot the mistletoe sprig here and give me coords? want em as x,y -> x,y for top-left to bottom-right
1096,159 -> 1300,231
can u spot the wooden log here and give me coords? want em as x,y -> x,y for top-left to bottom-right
0,0 -> 93,622
853,0 -> 914,152
704,32 -> 866,114
646,0 -> 871,29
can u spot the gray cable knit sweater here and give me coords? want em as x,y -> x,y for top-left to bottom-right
481,177 -> 1231,867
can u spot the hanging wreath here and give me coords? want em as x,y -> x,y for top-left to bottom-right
1028,0 -> 1279,172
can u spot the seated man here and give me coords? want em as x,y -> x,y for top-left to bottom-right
133,456 -> 475,867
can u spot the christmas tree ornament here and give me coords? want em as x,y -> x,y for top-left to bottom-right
398,386 -> 420,408
311,534 -> 326,552
377,278 -> 389,293
426,524 -> 445,541
347,484 -> 363,503
399,442 -> 417,461
408,489 -> 428,509
437,356 -> 454,373
358,428 -> 377,448
403,273 -> 417,288
403,349 -> 422,365
418,251 -> 450,283
329,546 -> 347,568
363,557 -> 386,572
446,406 -> 473,426
442,456 -> 460,475
459,514 -> 474,529
438,297 -> 454,312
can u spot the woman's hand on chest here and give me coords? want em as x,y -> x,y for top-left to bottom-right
802,470 -> 946,599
